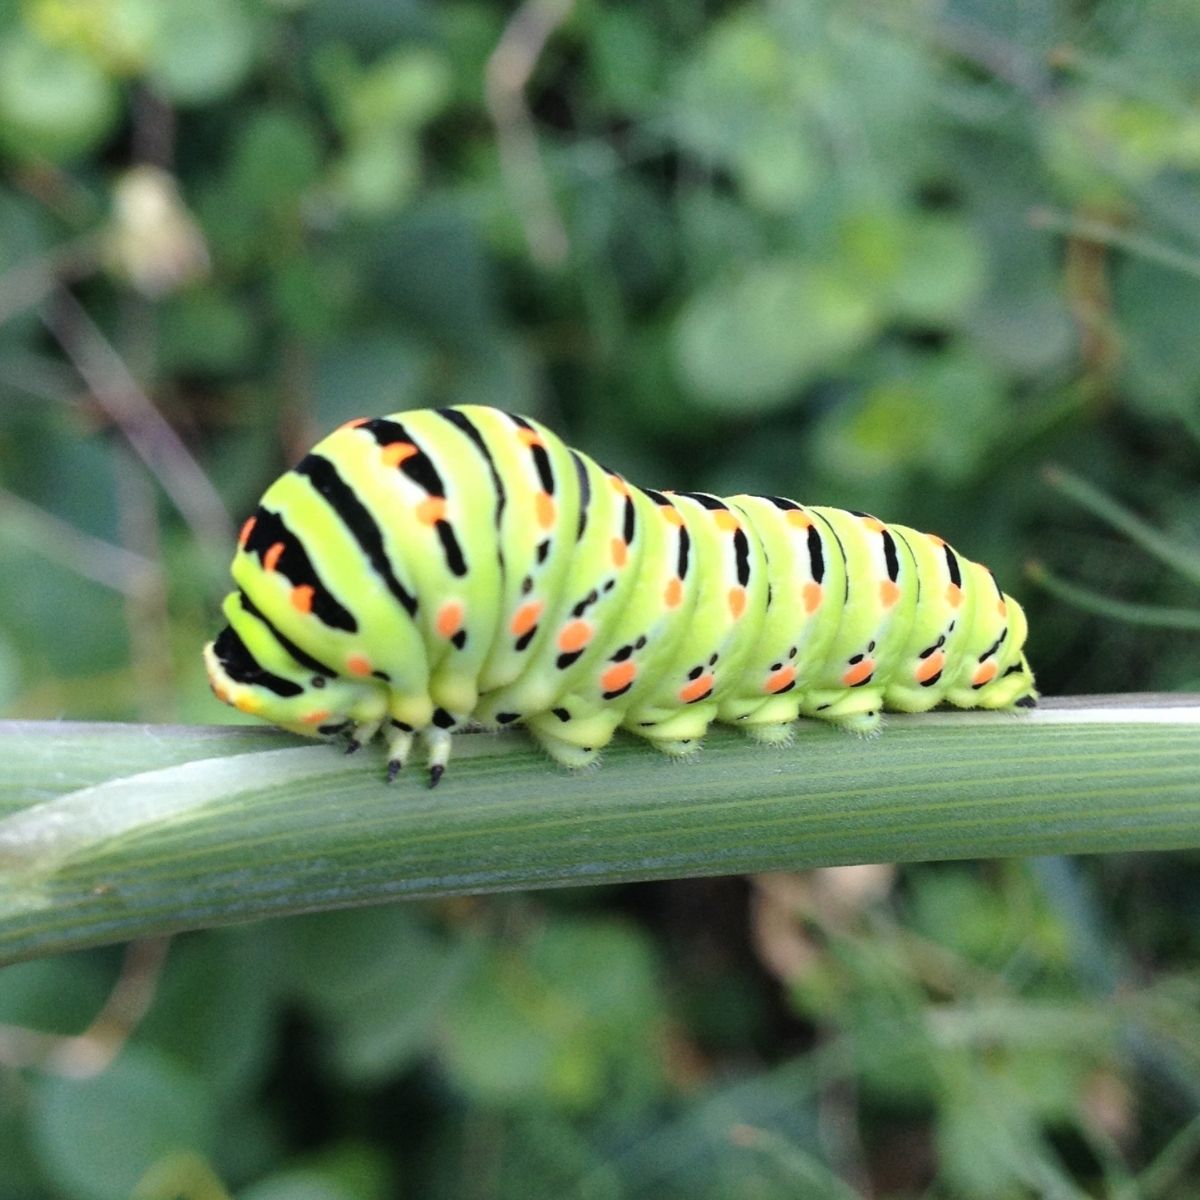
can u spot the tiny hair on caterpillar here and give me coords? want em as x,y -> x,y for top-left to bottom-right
205,406 -> 1037,786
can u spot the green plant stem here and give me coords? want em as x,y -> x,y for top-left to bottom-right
1041,464 -> 1200,587
1026,561 -> 1200,630
1,697 -> 1199,965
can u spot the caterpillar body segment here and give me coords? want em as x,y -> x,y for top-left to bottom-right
204,406 -> 1038,784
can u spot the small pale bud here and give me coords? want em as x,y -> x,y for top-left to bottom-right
106,166 -> 210,297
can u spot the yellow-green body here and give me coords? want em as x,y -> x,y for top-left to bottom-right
205,406 -> 1037,782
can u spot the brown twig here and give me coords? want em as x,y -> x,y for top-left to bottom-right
40,289 -> 233,559
0,484 -> 159,595
0,937 -> 170,1077
113,444 -> 176,720
485,0 -> 573,268
0,233 -> 100,331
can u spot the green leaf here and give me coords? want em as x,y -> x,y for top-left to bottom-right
0,31 -> 119,161
30,1044 -> 216,1200
441,914 -> 662,1108
144,0 -> 257,104
814,344 -> 1009,485
673,261 -> 878,411
283,906 -> 475,1084
228,109 -> 323,214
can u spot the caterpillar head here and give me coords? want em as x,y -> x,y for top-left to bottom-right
203,623 -> 385,739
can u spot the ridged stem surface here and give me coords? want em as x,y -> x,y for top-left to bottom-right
1,695 -> 1198,964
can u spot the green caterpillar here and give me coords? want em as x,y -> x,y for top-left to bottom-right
205,405 -> 1037,784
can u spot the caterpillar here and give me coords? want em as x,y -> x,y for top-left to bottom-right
205,405 -> 1037,785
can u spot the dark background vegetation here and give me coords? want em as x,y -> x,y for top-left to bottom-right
1,0 -> 1199,1196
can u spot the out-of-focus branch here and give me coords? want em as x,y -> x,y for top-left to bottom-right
1029,207 -> 1200,283
0,484 -> 159,595
40,289 -> 233,557
0,234 -> 100,330
485,0 -> 573,268
0,937 -> 169,1077
114,444 -> 176,721
0,348 -> 80,404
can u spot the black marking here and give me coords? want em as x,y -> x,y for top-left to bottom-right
1002,662 -> 1025,678
242,506 -> 358,632
357,421 -> 468,577
530,442 -> 554,493
295,456 -> 419,617
918,641 -> 941,659
515,627 -> 538,652
522,575 -> 534,594
733,528 -> 751,586
552,707 -> 570,722
437,408 -> 506,527
765,495 -> 801,510
850,672 -> 874,688
391,719 -> 413,732
212,626 -> 304,697
311,676 -> 327,688
770,662 -> 782,672
636,636 -> 647,649
611,644 -> 635,662
945,544 -> 963,588
536,539 -> 551,564
238,591 -> 337,678
643,488 -> 669,504
1015,694 -> 1038,708
507,412 -> 555,493
603,579 -> 616,593
868,641 -> 876,652
435,520 -> 468,577
980,628 -> 1009,661
572,589 -> 599,619
709,653 -> 718,665
677,491 -> 727,510
363,418 -> 446,496
318,720 -> 352,736
344,740 -> 361,755
687,665 -> 704,680
557,649 -> 585,670
848,653 -> 864,664
686,687 -> 713,704
622,494 -> 636,544
429,764 -> 445,787
816,703 -> 831,711
806,525 -> 825,585
677,526 -> 691,579
571,451 -> 590,540
432,708 -> 456,729
891,527 -> 922,605
811,510 -> 846,601
372,670 -> 391,681
919,671 -> 943,688
788,646 -> 797,658
496,712 -> 520,724
450,630 -> 467,650
603,683 -> 633,700
881,529 -> 900,581
773,681 -> 795,694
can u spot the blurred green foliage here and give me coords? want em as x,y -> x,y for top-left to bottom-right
2,0 -> 1200,1194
